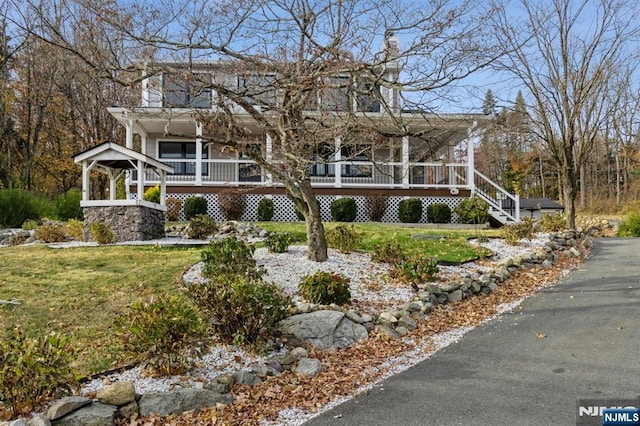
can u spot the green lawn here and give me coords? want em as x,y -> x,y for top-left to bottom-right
0,222 -> 491,376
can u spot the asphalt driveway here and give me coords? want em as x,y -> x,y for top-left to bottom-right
305,238 -> 640,426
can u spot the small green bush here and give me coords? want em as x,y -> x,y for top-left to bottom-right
22,219 -> 39,230
201,237 -> 264,280
539,212 -> 566,232
427,203 -> 452,224
166,197 -> 182,222
66,219 -> 85,241
35,222 -> 68,243
114,295 -> 208,376
217,188 -> 246,220
187,214 -> 218,239
330,197 -> 357,222
0,189 -> 39,228
390,254 -> 439,283
257,198 -> 275,221
398,198 -> 423,223
365,193 -> 388,221
89,222 -> 116,245
187,275 -> 291,347
265,232 -> 291,253
0,328 -> 77,419
501,217 -> 539,245
55,188 -> 83,220
298,271 -> 351,305
371,243 -> 404,264
617,212 -> 640,237
325,224 -> 362,253
143,185 -> 161,204
184,196 -> 208,220
454,196 -> 489,224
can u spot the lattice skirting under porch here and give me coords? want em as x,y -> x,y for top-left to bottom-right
160,193 -> 465,224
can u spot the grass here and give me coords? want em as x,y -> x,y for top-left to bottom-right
0,222 -> 492,376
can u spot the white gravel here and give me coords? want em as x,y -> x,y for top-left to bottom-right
80,233 -> 554,422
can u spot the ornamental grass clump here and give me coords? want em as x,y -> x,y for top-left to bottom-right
298,270 -> 351,305
501,216 -> 539,245
325,224 -> 362,253
114,295 -> 208,376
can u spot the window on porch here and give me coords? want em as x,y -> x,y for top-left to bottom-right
158,142 -> 208,176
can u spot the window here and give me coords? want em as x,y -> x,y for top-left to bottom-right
320,76 -> 350,112
158,142 -> 208,175
309,145 -> 336,177
237,74 -> 277,107
356,80 -> 381,113
163,73 -> 211,108
341,145 -> 372,177
238,144 -> 262,182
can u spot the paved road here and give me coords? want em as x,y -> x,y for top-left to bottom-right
305,238 -> 640,426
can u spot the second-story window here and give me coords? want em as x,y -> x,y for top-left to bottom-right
319,76 -> 350,112
163,73 -> 211,108
238,74 -> 277,107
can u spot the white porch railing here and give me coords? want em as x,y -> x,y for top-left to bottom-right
135,159 -> 470,189
473,170 -> 520,223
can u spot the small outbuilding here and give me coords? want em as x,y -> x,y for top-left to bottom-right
518,198 -> 564,220
73,142 -> 174,242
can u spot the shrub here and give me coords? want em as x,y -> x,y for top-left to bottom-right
55,188 -> 83,220
0,189 -> 39,228
298,271 -> 351,305
539,212 -> 567,232
265,232 -> 291,253
201,237 -> 264,280
325,224 -> 362,253
217,189 -> 246,221
114,295 -> 208,376
89,222 -> 116,245
365,193 -> 388,221
187,214 -> 218,239
22,219 -> 39,230
66,219 -> 85,241
390,254 -> 439,283
398,198 -> 423,223
427,203 -> 452,224
501,217 -> 539,245
330,197 -> 357,222
143,185 -> 161,204
617,212 -> 640,237
184,196 -> 208,220
371,242 -> 404,264
35,222 -> 68,243
257,198 -> 275,221
187,275 -> 291,347
166,197 -> 182,222
0,328 -> 77,419
454,196 -> 489,224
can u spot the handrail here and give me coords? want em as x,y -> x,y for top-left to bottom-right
473,170 -> 520,223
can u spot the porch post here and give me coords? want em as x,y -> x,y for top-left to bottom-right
467,121 -> 476,191
82,161 -> 90,201
125,115 -> 134,199
195,122 -> 203,186
160,171 -> 167,205
137,160 -> 145,201
265,134 -> 273,185
108,170 -> 117,201
334,137 -> 342,188
141,135 -> 147,155
402,136 -> 409,188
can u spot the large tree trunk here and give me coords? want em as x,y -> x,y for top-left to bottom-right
288,180 -> 328,262
559,164 -> 578,230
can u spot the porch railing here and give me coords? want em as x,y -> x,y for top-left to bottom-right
473,170 -> 520,223
135,159 -> 470,189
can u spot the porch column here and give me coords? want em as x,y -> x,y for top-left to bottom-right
137,160 -> 145,201
82,161 -> 90,201
334,137 -> 342,188
125,116 -> 134,199
467,121 -> 476,191
108,170 -> 117,201
402,136 -> 409,188
265,134 -> 273,185
160,171 -> 167,205
195,122 -> 203,186
141,135 -> 147,155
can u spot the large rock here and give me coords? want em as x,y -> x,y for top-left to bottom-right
96,381 -> 135,406
295,358 -> 324,377
138,389 -> 232,417
51,402 -> 116,426
47,396 -> 92,421
279,310 -> 368,349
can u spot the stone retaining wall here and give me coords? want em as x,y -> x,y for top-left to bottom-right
83,205 -> 165,242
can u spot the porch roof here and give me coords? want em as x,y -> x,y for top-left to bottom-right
73,142 -> 174,173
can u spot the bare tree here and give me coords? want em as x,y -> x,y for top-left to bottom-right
18,0 -> 503,261
491,0 -> 640,228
